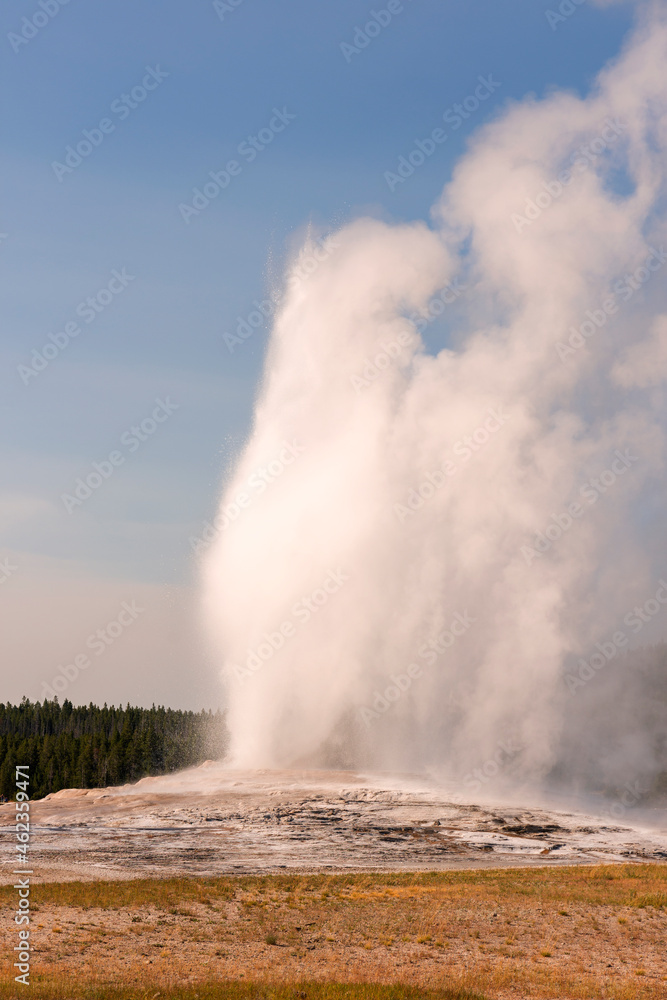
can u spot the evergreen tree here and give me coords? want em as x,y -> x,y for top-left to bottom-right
0,700 -> 228,798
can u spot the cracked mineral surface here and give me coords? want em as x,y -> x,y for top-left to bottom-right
1,765 -> 664,882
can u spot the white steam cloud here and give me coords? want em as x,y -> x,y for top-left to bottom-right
202,9 -> 667,789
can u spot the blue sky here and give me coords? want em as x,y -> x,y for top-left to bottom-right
1,0 -> 637,708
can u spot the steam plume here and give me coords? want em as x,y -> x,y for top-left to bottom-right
203,8 -> 667,790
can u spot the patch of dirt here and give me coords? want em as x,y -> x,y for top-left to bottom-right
3,874 -> 665,998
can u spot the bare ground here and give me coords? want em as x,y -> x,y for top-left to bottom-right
1,866 -> 665,999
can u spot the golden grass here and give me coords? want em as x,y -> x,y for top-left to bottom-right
0,984 -> 484,1000
1,865 -> 665,1000
9,862 -> 666,911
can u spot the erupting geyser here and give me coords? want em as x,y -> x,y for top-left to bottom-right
202,9 -> 667,791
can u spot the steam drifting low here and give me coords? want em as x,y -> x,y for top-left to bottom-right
203,8 -> 667,794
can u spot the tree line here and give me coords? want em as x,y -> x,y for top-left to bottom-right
0,698 -> 228,800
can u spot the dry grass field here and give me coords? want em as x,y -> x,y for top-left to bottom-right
1,864 -> 665,1000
